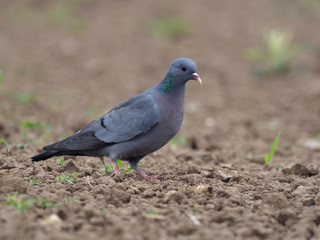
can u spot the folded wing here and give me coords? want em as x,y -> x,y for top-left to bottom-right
43,93 -> 159,151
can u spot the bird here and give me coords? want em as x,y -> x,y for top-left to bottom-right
32,58 -> 202,179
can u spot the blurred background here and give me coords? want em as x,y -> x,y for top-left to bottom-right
0,0 -> 320,164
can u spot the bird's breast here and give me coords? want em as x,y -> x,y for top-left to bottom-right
157,94 -> 185,136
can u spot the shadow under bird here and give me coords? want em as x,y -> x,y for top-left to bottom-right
32,58 -> 202,179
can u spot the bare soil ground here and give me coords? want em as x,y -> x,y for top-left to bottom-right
1,1 -> 320,239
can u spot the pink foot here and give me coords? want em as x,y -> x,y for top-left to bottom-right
131,164 -> 162,179
110,161 -> 121,177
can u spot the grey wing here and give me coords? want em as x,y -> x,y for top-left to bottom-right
43,124 -> 107,151
94,93 -> 160,143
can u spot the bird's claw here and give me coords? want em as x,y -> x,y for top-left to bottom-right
110,170 -> 121,177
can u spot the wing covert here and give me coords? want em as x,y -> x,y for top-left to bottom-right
94,94 -> 159,143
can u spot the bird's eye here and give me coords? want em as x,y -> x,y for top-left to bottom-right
181,67 -> 187,71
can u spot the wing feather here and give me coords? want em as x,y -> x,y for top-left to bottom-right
94,93 -> 159,143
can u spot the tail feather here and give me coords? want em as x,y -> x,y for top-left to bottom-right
31,150 -> 58,161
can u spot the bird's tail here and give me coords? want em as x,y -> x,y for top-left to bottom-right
31,150 -> 59,162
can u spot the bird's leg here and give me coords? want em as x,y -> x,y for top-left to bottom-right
129,160 -> 162,179
110,160 -> 121,177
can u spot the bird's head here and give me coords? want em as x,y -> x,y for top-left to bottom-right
167,58 -> 202,85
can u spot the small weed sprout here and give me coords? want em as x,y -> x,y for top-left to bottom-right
36,198 -> 56,208
12,92 -> 35,104
20,120 -> 52,139
146,209 -> 158,216
56,172 -> 77,184
20,120 -> 52,131
0,69 -> 4,85
58,157 -> 65,167
149,17 -> 191,39
4,194 -> 56,212
264,132 -> 281,164
101,208 -> 107,214
99,159 -> 142,175
0,139 -> 10,152
116,159 -> 122,169
99,165 -> 114,175
170,135 -> 187,146
4,194 -> 35,212
64,197 -> 74,204
16,143 -> 28,149
29,177 -> 39,185
245,30 -> 303,76
0,139 -> 19,159
124,166 -> 134,173
316,132 -> 320,142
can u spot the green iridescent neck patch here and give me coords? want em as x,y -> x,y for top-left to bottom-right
160,77 -> 173,94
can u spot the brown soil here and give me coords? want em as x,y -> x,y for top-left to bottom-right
1,1 -> 320,240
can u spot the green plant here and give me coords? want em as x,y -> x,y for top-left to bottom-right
0,139 -> 10,152
4,194 -> 56,212
11,92 -> 35,104
245,30 -> 303,76
99,159 -> 142,175
56,172 -> 77,183
64,197 -> 74,204
29,177 -> 39,185
0,69 -> 4,85
101,208 -> 107,214
264,132 -> 281,164
16,143 -> 28,149
0,140 -> 19,159
146,209 -> 158,216
20,120 -> 52,139
170,135 -> 187,146
99,157 -> 114,176
149,17 -> 191,39
20,120 -> 52,131
58,157 -> 65,167
4,194 -> 35,212
36,198 -> 56,208
316,132 -> 320,142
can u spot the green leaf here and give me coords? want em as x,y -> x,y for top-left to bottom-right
0,139 -> 10,152
58,157 -> 65,167
116,160 -> 122,169
124,167 -> 134,173
170,135 -> 187,146
16,143 -> 28,149
316,132 -> 320,142
56,172 -> 77,183
12,92 -> 35,104
29,177 -> 39,185
0,69 -> 4,85
264,132 -> 281,164
146,209 -> 158,216
20,120 -> 52,131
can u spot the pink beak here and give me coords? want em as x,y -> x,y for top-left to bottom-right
192,73 -> 202,85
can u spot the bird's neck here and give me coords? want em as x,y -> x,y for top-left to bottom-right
156,75 -> 186,97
